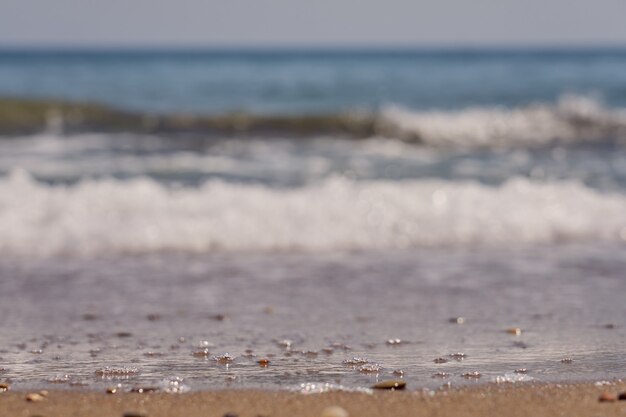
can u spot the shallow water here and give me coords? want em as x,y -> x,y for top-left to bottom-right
1,49 -> 625,392
0,244 -> 624,391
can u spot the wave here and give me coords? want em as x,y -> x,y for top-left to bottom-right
2,95 -> 626,148
378,95 -> 626,147
1,170 -> 624,257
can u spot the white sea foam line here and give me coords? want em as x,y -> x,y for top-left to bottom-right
0,170 -> 625,257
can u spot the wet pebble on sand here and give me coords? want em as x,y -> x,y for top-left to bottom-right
372,380 -> 406,390
0,382 -> 10,392
213,353 -> 235,364
449,352 -> 467,360
320,406 -> 349,417
25,391 -> 48,402
598,392 -> 616,402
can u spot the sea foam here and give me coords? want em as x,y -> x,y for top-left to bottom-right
379,95 -> 626,147
1,170 -> 625,257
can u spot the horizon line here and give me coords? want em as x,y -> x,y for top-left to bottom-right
2,42 -> 626,53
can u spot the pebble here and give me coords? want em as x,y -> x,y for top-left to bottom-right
192,348 -> 211,358
123,413 -> 147,417
449,317 -> 465,324
506,327 -> 522,336
106,387 -> 118,394
449,352 -> 467,360
257,359 -> 270,367
358,363 -> 381,374
223,414 -> 238,417
25,392 -> 45,402
130,387 -> 159,393
372,380 -> 406,390
320,405 -> 349,417
213,354 -> 235,364
343,357 -> 369,365
0,383 -> 9,392
598,392 -> 616,402
560,358 -> 573,364
617,391 -> 626,401
433,357 -> 448,364
146,313 -> 161,321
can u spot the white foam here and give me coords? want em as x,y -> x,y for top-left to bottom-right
380,95 -> 626,147
1,170 -> 625,257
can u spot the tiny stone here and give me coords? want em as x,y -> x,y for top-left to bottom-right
213,354 -> 234,364
116,332 -> 133,338
0,383 -> 10,392
146,313 -> 161,321
257,359 -> 270,367
123,413 -> 147,417
320,405 -> 349,417
25,393 -> 45,402
560,358 -> 573,364
434,357 -> 448,364
618,392 -> 626,400
506,328 -> 522,336
392,369 -> 405,376
130,387 -> 159,393
372,380 -> 406,390
598,392 -> 616,402
192,348 -> 211,358
223,414 -> 239,417
106,387 -> 118,394
449,317 -> 465,324
449,352 -> 467,360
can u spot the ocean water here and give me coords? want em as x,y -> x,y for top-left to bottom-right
0,50 -> 624,392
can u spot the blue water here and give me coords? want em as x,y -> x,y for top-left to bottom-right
2,49 -> 626,114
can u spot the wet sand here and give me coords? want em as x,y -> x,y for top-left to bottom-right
1,382 -> 625,417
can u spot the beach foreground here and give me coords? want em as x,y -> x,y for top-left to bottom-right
1,382 -> 625,417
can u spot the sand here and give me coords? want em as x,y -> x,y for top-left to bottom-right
1,382 -> 625,417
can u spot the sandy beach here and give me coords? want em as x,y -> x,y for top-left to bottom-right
1,382 -> 625,417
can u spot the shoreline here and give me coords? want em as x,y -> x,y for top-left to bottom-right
1,381 -> 625,417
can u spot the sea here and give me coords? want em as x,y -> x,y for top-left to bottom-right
0,49 -> 624,392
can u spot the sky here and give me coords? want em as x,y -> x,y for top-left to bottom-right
2,0 -> 626,48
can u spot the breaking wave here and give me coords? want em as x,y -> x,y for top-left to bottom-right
1,170 -> 624,257
378,95 -> 626,147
